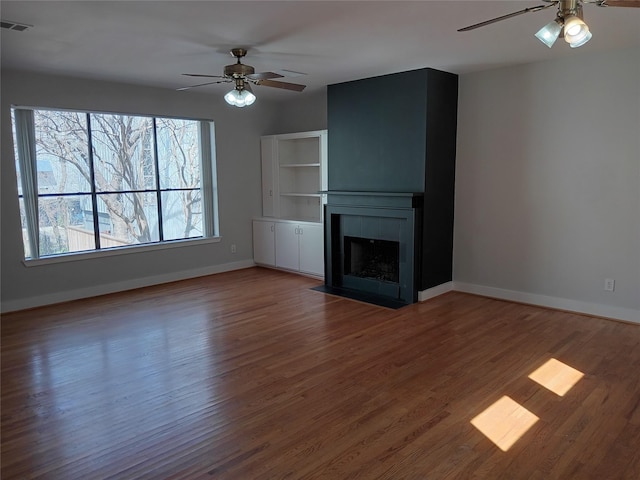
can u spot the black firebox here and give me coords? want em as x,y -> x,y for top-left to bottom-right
344,236 -> 399,284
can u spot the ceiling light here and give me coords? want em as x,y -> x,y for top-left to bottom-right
569,29 -> 592,48
535,18 -> 563,48
563,15 -> 592,47
224,83 -> 256,108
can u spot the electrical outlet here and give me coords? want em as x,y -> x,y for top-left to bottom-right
604,278 -> 615,292
231,244 -> 237,254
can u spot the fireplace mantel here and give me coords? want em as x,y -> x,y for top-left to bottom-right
322,191 -> 423,209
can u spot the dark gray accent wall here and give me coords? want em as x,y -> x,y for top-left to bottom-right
422,69 -> 459,288
328,69 -> 429,192
327,68 -> 458,292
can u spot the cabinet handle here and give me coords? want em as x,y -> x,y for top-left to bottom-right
269,189 -> 273,197
271,225 -> 274,232
299,228 -> 303,235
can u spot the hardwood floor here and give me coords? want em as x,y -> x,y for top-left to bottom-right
1,267 -> 639,479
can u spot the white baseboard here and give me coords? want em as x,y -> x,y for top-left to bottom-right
453,281 -> 639,324
418,281 -> 454,302
1,260 -> 255,314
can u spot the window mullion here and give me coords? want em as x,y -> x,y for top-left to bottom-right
152,118 -> 164,242
86,113 -> 101,250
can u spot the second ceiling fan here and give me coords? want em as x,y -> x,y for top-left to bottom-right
458,0 -> 640,48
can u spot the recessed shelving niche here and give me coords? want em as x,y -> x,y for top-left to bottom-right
260,130 -> 327,223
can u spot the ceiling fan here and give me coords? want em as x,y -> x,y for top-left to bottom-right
458,0 -> 640,48
177,48 -> 306,107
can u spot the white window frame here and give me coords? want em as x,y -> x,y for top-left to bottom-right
12,106 -> 220,265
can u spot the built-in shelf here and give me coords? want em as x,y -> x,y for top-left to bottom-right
280,163 -> 321,168
278,216 -> 322,223
280,193 -> 321,197
260,130 -> 327,223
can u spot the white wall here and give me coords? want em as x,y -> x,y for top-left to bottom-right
270,88 -> 328,134
0,70 -> 279,312
454,48 -> 640,323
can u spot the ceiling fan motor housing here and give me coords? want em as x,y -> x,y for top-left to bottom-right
224,48 -> 255,78
224,62 -> 255,78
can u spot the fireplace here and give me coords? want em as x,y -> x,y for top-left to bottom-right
324,67 -> 458,307
318,191 -> 422,308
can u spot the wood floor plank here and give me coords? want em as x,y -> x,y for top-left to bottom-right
2,267 -> 639,479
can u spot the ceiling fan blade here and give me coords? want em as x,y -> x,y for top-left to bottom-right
247,72 -> 284,81
458,3 -> 557,32
176,80 -> 231,91
256,79 -> 306,92
181,73 -> 227,79
272,69 -> 308,78
601,0 -> 640,6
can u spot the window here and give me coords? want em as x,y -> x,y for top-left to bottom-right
12,108 -> 218,260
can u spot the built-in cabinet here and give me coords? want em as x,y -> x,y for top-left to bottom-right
276,221 -> 324,275
252,219 -> 276,266
253,130 -> 327,278
252,219 -> 324,277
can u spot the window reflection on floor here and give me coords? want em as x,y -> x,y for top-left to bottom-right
471,357 -> 585,452
528,358 -> 584,397
471,395 -> 539,452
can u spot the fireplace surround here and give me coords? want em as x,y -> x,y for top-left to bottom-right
320,191 -> 422,307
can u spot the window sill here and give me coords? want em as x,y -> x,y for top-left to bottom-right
22,236 -> 222,267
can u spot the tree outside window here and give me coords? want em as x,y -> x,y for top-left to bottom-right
12,108 -> 216,259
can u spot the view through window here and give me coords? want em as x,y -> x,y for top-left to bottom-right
12,108 -> 218,259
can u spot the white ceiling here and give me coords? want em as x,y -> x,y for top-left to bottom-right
2,1 -> 639,100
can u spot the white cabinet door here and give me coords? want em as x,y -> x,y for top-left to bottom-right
252,220 -> 276,266
299,223 -> 324,276
275,222 -> 300,271
260,137 -> 277,217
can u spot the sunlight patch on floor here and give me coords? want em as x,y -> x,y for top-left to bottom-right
471,395 -> 539,452
528,358 -> 584,397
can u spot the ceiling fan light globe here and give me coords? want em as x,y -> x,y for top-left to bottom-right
224,89 -> 241,106
535,19 -> 563,47
224,88 -> 257,108
242,83 -> 256,106
563,16 -> 590,45
566,24 -> 581,36
244,90 -> 257,106
565,26 -> 590,45
569,30 -> 592,48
